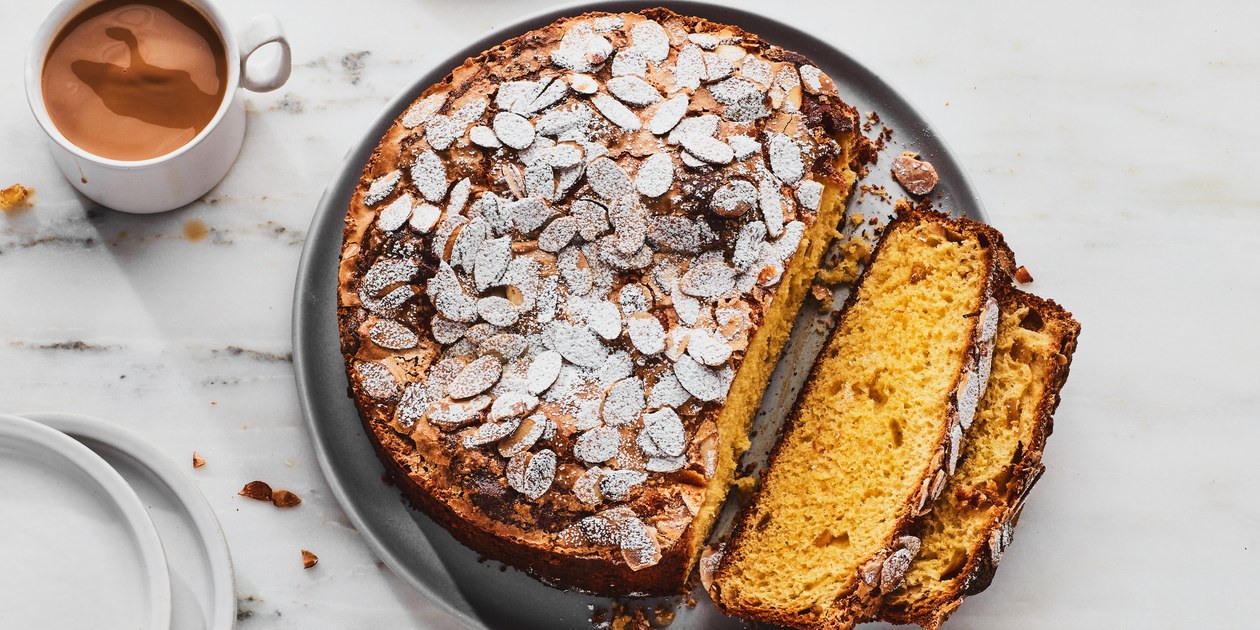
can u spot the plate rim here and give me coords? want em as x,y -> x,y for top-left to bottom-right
293,2 -> 987,628
18,411 -> 238,630
0,412 -> 173,630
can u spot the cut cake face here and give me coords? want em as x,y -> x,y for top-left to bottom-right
708,209 -> 1014,628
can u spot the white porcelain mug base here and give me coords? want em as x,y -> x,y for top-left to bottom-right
26,2 -> 291,214
51,95 -> 245,214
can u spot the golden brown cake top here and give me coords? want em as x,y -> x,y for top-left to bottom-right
339,8 -> 858,573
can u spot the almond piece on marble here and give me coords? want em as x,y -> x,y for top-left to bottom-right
240,481 -> 273,502
272,489 -> 302,508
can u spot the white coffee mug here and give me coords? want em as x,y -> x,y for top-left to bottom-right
24,0 -> 291,214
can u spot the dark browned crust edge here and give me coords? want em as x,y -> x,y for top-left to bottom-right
707,206 -> 1017,629
336,7 -> 867,597
878,286 -> 1081,629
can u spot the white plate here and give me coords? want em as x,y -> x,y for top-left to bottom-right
0,413 -> 172,630
19,412 -> 237,630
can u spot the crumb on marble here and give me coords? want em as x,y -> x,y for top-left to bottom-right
0,183 -> 34,211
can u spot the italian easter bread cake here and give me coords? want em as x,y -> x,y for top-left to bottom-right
706,208 -> 1015,628
337,8 -> 867,595
876,287 -> 1080,628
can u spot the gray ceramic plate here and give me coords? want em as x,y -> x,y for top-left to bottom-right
293,2 -> 986,628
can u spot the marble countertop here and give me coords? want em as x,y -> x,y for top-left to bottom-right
2,0 -> 1257,627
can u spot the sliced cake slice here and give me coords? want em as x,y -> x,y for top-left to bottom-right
877,287 -> 1080,629
706,208 -> 1014,629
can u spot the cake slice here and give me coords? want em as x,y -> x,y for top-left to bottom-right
706,208 -> 1014,629
877,288 -> 1080,628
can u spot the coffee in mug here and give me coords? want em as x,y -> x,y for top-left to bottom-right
41,0 -> 228,161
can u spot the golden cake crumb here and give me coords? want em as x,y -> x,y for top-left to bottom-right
0,183 -> 34,211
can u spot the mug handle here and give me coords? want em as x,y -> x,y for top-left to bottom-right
238,14 -> 292,93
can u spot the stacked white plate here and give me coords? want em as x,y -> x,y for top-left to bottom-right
0,412 -> 235,630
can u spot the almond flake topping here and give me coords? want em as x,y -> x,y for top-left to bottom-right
378,193 -> 414,232
648,94 -> 690,136
640,408 -> 686,457
710,179 -> 757,217
425,114 -> 458,151
681,254 -> 737,299
728,135 -> 761,160
608,194 -> 647,254
607,76 -> 662,106
599,470 -> 647,502
369,319 -> 419,350
527,350 -> 563,394
574,425 -> 621,463
427,396 -> 491,429
648,369 -> 691,408
428,262 -> 478,322
463,416 -> 521,448
686,328 -> 732,366
590,93 -> 642,131
733,221 -> 768,271
768,133 -> 805,184
673,44 -> 705,91
492,111 -> 536,150
469,125 -> 501,148
543,143 -> 584,169
741,56 -> 772,87
477,296 -> 519,327
448,355 -> 502,399
498,413 -> 547,457
507,449 -> 556,500
431,316 -> 468,345
626,312 -> 666,355
603,377 -> 645,426
573,467 -> 605,504
588,300 -> 623,340
365,170 -> 401,206
673,355 -> 730,402
551,26 -> 612,73
480,333 -> 527,359
572,199 -> 610,240
702,52 -> 734,82
355,361 -> 400,400
410,150 -> 447,203
401,93 -> 447,129
586,157 -> 635,200
538,216 -> 578,252
524,160 -> 555,200
550,321 -> 607,368
473,236 -> 512,292
409,203 -> 441,233
796,180 -> 824,211
611,48 -> 647,77
667,115 -> 719,145
558,246 -> 593,295
630,20 -> 669,63
635,153 -> 674,198
759,177 -> 787,237
594,15 -> 624,31
799,65 -> 835,94
568,73 -> 599,94
506,197 -> 552,234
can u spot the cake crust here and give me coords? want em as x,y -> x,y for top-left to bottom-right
877,287 -> 1080,629
707,207 -> 1017,628
338,7 -> 865,596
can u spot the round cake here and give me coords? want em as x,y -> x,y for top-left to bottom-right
338,8 -> 865,595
